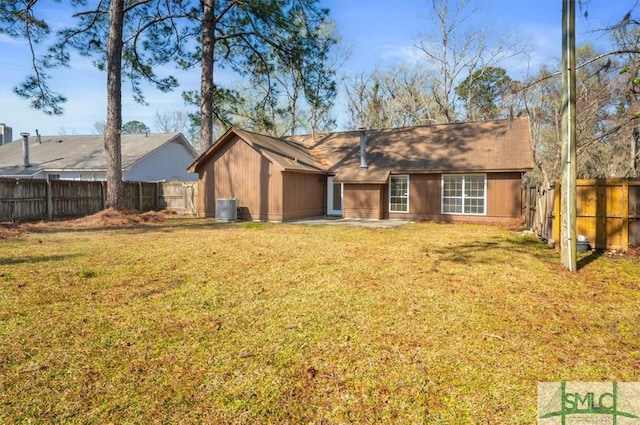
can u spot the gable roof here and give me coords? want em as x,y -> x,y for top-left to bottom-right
189,117 -> 534,183
0,133 -> 196,177
287,117 -> 534,183
188,128 -> 325,174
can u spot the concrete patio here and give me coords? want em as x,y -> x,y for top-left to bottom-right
290,216 -> 410,228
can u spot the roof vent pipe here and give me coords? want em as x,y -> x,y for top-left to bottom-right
359,128 -> 368,169
20,132 -> 31,167
35,129 -> 41,144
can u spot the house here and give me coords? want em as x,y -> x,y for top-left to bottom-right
188,117 -> 534,223
0,123 -> 12,146
0,133 -> 198,182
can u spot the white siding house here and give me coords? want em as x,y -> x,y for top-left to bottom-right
125,139 -> 196,181
0,133 -> 198,182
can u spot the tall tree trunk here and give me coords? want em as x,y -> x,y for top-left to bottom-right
199,0 -> 215,153
104,0 -> 124,210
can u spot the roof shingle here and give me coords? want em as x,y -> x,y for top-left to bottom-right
188,117 -> 534,183
0,133 -> 194,177
285,117 -> 534,182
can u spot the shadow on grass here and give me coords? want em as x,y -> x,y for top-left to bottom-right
428,236 -> 552,268
577,249 -> 604,270
25,218 -> 243,237
0,253 -> 82,266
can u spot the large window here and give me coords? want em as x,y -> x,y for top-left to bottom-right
389,175 -> 409,213
442,174 -> 486,215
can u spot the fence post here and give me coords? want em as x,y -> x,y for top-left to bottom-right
101,181 -> 107,210
623,179 -> 629,251
46,179 -> 53,220
554,181 -> 561,245
138,181 -> 143,211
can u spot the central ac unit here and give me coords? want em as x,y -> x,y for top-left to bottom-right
215,198 -> 238,222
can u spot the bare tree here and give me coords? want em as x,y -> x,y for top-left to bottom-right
343,65 -> 444,130
524,44 -> 630,183
154,110 -> 191,134
610,12 -> 640,177
415,0 -> 525,122
93,121 -> 106,135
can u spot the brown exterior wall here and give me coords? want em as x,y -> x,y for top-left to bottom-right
390,174 -> 441,220
486,172 -> 524,217
196,166 -> 215,217
343,184 -> 384,219
196,138 -> 526,224
282,172 -> 326,221
210,136 -> 283,221
385,172 -> 524,223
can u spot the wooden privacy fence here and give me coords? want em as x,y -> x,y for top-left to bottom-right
158,182 -> 197,215
524,184 -> 555,243
553,179 -> 640,251
0,179 -> 197,221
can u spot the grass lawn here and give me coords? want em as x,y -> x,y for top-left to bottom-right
1,216 -> 639,424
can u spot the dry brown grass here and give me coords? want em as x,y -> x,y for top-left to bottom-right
1,216 -> 639,424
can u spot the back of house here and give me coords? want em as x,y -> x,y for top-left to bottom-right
189,117 -> 534,224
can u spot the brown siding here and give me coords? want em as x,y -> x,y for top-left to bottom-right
391,174 -> 441,219
344,184 -> 383,219
486,172 -> 524,217
212,136 -> 283,221
380,183 -> 389,219
388,174 -> 440,220
282,172 -> 326,220
197,167 -> 215,217
387,172 -> 524,223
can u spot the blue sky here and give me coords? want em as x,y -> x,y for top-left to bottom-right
0,0 -> 635,137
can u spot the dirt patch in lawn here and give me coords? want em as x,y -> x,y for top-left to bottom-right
0,209 -> 166,239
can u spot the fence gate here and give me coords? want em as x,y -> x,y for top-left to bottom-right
529,184 -> 555,243
158,182 -> 197,215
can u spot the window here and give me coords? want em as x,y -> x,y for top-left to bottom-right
442,174 -> 486,215
48,174 -> 60,180
389,175 -> 409,213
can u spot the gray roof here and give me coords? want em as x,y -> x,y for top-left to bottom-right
0,133 -> 196,177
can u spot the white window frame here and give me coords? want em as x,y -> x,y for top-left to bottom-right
79,173 -> 96,181
389,175 -> 409,213
441,174 -> 487,215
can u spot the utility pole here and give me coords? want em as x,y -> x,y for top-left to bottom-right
560,0 -> 577,271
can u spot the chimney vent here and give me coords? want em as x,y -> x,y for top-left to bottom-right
359,128 -> 368,170
20,132 -> 31,167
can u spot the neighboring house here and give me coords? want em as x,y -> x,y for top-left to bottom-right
188,117 -> 534,223
0,133 -> 198,182
0,123 -> 12,146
